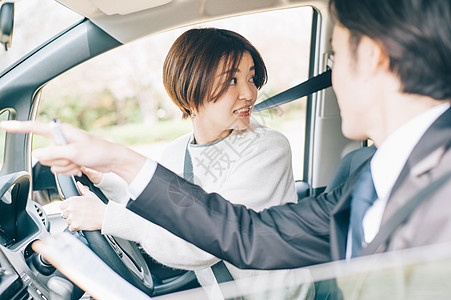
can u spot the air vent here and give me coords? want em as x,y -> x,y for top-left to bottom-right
33,202 -> 50,232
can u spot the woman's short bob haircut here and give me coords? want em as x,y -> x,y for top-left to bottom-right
163,28 -> 267,119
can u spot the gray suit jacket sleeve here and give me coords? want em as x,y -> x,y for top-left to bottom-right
127,164 -> 341,270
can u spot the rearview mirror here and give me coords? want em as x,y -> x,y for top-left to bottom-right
0,2 -> 14,51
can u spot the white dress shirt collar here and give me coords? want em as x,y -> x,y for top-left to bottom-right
356,103 -> 451,252
371,102 -> 450,203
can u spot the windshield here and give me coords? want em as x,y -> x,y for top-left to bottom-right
0,0 -> 82,73
39,232 -> 451,300
157,242 -> 451,299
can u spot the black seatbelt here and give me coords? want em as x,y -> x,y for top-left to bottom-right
253,69 -> 332,112
360,169 -> 451,256
210,261 -> 236,284
184,139 -> 243,299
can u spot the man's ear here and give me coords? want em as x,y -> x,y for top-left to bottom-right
358,36 -> 389,76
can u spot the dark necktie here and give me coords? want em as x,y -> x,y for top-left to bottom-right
349,165 -> 377,257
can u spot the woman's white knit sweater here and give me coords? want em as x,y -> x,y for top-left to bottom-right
99,121 -> 305,299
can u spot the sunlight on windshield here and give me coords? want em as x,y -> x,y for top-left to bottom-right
154,243 -> 451,300
0,0 -> 81,73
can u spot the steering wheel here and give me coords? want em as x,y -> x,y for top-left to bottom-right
55,173 -> 199,297
55,173 -> 155,297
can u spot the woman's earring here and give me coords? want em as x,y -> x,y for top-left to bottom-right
191,111 -> 197,119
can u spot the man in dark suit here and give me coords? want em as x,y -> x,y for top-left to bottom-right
3,0 -> 451,270
126,0 -> 451,268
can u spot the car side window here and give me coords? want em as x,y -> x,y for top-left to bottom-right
37,6 -> 314,181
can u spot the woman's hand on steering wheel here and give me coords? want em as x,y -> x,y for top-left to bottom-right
80,167 -> 104,185
56,172 -> 155,296
60,182 -> 106,231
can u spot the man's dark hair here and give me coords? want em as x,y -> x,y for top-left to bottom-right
330,0 -> 451,100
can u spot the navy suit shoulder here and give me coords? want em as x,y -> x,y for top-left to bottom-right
326,146 -> 376,192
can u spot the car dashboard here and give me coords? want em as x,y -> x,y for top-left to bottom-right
0,171 -> 72,300
0,249 -> 29,300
